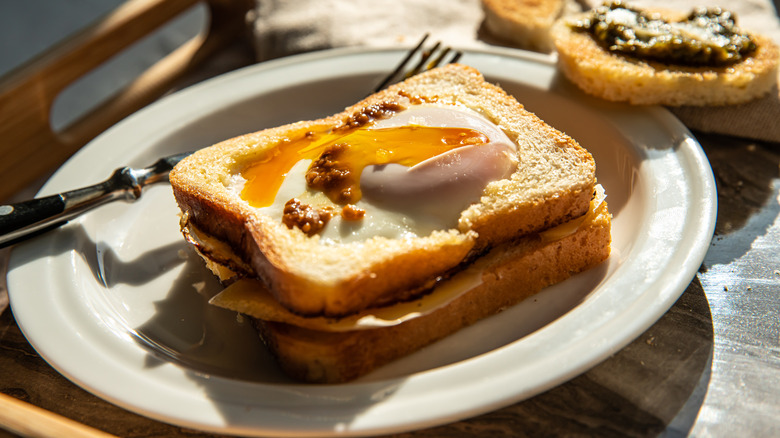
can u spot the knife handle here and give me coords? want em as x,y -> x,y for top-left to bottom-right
0,168 -> 141,249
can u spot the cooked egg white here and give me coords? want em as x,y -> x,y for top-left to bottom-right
230,104 -> 518,244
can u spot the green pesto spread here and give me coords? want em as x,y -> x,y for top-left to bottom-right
572,1 -> 757,66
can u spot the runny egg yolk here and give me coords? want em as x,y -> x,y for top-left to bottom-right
240,125 -> 489,207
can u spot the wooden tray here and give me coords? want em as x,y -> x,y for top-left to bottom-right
0,0 -> 253,201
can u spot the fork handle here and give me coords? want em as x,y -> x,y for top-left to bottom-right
0,168 -> 140,249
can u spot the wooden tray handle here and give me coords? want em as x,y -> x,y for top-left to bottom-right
0,0 -> 253,201
0,391 -> 117,437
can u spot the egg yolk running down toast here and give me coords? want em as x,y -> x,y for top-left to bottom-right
232,105 -> 518,243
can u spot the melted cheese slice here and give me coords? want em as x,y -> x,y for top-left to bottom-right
210,268 -> 482,332
210,185 -> 607,332
540,184 -> 605,242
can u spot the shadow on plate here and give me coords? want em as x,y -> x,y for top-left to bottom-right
126,236 -> 610,429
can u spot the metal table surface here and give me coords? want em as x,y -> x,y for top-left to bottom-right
692,133 -> 780,436
0,4 -> 779,438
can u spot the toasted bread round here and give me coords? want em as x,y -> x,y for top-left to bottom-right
550,11 -> 780,106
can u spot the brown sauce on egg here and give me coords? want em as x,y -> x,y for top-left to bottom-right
305,143 -> 356,204
281,199 -> 334,236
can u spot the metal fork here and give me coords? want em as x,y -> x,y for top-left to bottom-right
371,34 -> 463,93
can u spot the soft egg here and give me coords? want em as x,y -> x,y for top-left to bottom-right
235,104 -> 518,243
360,105 -> 517,225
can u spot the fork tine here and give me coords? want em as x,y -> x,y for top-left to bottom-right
372,35 -> 464,93
371,34 -> 429,93
404,41 -> 441,79
427,46 -> 452,70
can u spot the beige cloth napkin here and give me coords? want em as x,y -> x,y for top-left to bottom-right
252,0 -> 780,143
252,0 -> 491,59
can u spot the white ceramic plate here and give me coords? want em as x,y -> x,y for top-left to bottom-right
7,47 -> 716,436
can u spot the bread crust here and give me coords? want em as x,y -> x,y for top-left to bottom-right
170,64 -> 596,317
481,0 -> 579,52
256,200 -> 612,383
550,12 -> 780,106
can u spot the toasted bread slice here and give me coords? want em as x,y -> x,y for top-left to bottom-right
550,8 -> 780,106
170,64 -> 596,317
212,192 -> 611,383
481,0 -> 581,53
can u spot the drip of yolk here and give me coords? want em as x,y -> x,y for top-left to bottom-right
240,125 -> 489,207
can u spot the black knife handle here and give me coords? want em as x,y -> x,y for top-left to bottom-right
0,168 -> 141,249
0,195 -> 67,248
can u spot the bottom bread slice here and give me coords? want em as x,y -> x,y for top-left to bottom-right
253,200 -> 612,383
